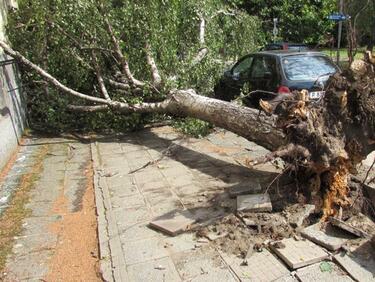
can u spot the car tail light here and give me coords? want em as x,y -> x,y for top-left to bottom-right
278,86 -> 291,94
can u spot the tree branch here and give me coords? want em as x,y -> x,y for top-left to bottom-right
0,40 -> 109,105
145,42 -> 162,88
106,78 -> 131,91
91,50 -> 111,100
98,7 -> 144,88
67,105 -> 110,112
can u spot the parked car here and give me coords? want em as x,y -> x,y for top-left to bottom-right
214,50 -> 340,108
263,42 -> 309,51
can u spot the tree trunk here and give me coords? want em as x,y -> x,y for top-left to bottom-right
166,90 -> 285,151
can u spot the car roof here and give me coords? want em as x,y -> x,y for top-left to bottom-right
266,42 -> 307,46
254,50 -> 328,57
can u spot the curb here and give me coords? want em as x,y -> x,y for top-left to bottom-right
91,142 -> 129,282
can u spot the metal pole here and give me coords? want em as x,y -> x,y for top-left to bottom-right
336,0 -> 344,64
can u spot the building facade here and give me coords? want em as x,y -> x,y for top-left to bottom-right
0,0 -> 26,170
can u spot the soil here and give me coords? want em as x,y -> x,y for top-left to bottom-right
45,161 -> 101,282
196,209 -> 295,257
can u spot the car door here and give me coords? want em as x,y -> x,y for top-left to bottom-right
225,55 -> 254,89
248,55 -> 278,92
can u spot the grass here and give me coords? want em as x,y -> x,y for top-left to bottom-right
319,48 -> 366,61
0,145 -> 49,275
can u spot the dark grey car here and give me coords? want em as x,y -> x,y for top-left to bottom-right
214,50 -> 340,108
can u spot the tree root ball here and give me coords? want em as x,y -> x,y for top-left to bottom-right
264,55 -> 375,219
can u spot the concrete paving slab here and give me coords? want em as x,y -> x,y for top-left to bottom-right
120,221 -> 161,243
172,248 -> 237,282
127,256 -> 181,282
149,210 -> 196,236
150,199 -> 185,217
295,262 -> 354,282
108,183 -> 139,198
334,249 -> 375,282
237,193 -> 272,212
3,250 -> 53,280
162,232 -> 198,254
301,223 -> 352,251
270,238 -> 329,269
122,237 -> 169,265
106,174 -> 135,187
138,180 -> 169,192
12,233 -> 58,256
144,189 -> 175,206
220,248 -> 290,281
228,180 -> 262,198
273,274 -> 299,281
110,194 -> 146,209
111,206 -> 151,230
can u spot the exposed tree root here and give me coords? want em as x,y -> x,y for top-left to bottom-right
322,159 -> 350,220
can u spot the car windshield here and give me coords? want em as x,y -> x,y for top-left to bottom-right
281,55 -> 337,81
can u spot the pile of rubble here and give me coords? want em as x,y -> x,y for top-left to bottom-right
148,177 -> 375,281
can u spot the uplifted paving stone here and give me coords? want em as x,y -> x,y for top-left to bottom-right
329,217 -> 369,238
220,248 -> 290,281
301,223 -> 352,251
149,210 -> 195,236
228,180 -> 262,198
334,244 -> 375,282
295,262 -> 354,282
237,193 -> 272,212
270,238 -> 329,269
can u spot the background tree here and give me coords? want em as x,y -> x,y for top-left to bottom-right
344,0 -> 375,63
234,0 -> 337,44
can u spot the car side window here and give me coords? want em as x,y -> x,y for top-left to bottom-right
232,56 -> 253,78
250,56 -> 277,79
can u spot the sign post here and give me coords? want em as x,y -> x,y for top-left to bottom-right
327,2 -> 350,64
337,0 -> 344,64
273,18 -> 278,43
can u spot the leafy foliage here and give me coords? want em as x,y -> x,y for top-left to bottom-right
7,0 -> 264,132
173,118 -> 213,138
235,0 -> 337,44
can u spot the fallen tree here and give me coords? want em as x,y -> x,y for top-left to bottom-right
1,7 -> 374,220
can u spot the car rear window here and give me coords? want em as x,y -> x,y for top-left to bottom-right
281,55 -> 337,81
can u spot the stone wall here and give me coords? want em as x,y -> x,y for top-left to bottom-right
0,0 -> 26,170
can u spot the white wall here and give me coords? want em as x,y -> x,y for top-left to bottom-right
0,0 -> 26,170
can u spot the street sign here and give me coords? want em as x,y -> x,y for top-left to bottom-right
328,13 -> 351,21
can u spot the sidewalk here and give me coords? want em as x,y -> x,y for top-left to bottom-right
91,126 -> 374,282
0,137 -> 100,281
0,126 -> 373,281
